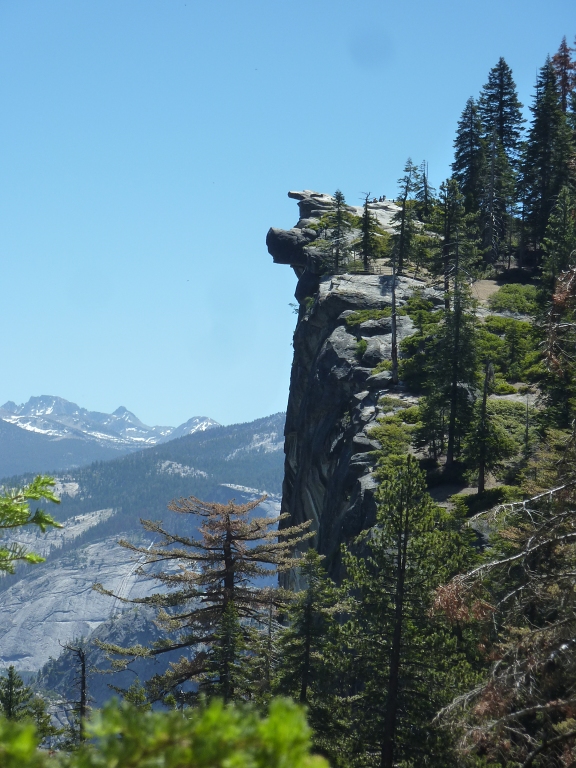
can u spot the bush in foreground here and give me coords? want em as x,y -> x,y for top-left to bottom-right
0,698 -> 326,768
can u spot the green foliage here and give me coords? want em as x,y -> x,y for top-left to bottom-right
0,668 -> 56,743
462,399 -> 519,484
542,185 -> 576,291
274,551 -> 343,759
0,476 -> 61,574
478,56 -> 524,165
0,718 -> 47,768
391,158 -> 419,272
0,698 -> 326,768
491,377 -> 516,394
450,484 -> 522,516
451,97 -> 485,214
369,406 -> 413,464
478,316 -> 540,382
344,308 -> 391,329
371,359 -> 392,373
522,59 -> 573,246
354,338 -> 367,359
94,495 -> 312,705
340,455 -> 478,768
487,283 -> 538,314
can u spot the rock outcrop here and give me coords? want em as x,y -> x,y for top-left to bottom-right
268,191 -> 441,583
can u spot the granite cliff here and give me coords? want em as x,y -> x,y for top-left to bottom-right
267,191 -> 442,582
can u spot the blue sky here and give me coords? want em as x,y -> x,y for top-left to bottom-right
0,1 -> 572,427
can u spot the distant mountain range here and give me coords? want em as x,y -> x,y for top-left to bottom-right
0,395 -> 219,479
0,411 -> 286,673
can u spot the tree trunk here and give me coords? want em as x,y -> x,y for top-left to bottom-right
380,498 -> 409,768
477,361 -> 493,494
300,600 -> 312,704
446,241 -> 461,469
391,250 -> 399,385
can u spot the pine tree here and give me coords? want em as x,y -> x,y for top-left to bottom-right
94,495 -> 312,704
359,194 -> 378,270
478,132 -> 516,263
438,291 -> 478,470
275,550 -> 337,706
342,455 -> 476,768
435,179 -> 465,303
328,189 -> 351,273
451,97 -> 485,213
0,666 -> 55,741
542,185 -> 576,291
413,160 -> 436,221
478,57 -> 524,166
551,36 -> 576,113
391,158 -> 418,273
462,361 -> 517,493
521,58 -> 574,250
418,245 -> 478,468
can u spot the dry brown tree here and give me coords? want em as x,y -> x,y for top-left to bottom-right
94,494 -> 312,704
434,472 -> 576,767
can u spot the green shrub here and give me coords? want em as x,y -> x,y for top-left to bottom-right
369,420 -> 413,459
344,308 -> 391,329
372,359 -> 392,373
488,283 -> 538,315
493,379 -> 517,395
304,296 -> 315,312
0,698 -> 326,768
402,405 -> 420,424
355,339 -> 367,359
378,396 -> 408,412
479,317 -> 540,383
0,718 -> 46,768
451,485 -> 523,516
347,260 -> 368,273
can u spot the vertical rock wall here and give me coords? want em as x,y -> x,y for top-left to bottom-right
267,191 -> 441,583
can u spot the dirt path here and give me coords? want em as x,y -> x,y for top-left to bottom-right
472,279 -> 500,304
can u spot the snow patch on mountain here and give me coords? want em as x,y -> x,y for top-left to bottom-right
225,431 -> 284,460
157,461 -> 208,478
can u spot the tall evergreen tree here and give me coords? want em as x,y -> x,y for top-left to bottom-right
359,194 -> 378,270
542,185 -> 576,291
451,97 -> 485,214
0,666 -> 55,741
478,57 -> 524,165
462,361 -> 517,493
274,550 -> 344,762
434,179 -> 465,304
329,189 -> 351,273
521,58 -> 574,250
275,550 -> 337,706
95,495 -> 312,704
391,158 -> 418,273
478,132 -> 516,263
551,36 -> 576,113
342,455 -> 476,768
413,160 -> 436,221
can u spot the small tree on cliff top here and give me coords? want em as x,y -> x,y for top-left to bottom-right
94,495 -> 312,704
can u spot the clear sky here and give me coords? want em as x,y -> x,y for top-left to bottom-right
0,1 -> 572,427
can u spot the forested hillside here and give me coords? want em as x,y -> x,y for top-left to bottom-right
3,34 -> 576,768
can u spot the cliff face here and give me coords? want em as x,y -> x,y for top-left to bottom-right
267,191 -> 441,583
